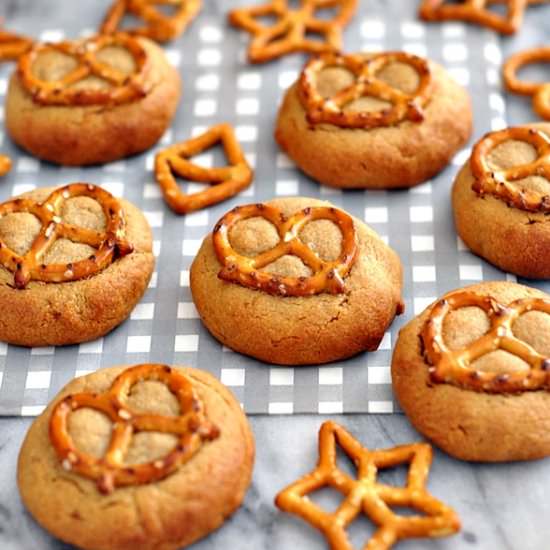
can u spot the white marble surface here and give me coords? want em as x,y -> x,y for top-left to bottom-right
2,415 -> 550,550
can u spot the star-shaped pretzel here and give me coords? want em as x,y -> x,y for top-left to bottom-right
100,0 -> 202,43
212,203 -> 358,297
299,51 -> 433,129
504,47 -> 550,121
421,290 -> 550,393
0,154 -> 11,177
17,33 -> 152,107
0,183 -> 133,289
470,127 -> 550,213
155,124 -> 253,215
228,0 -> 358,64
418,0 -> 527,35
275,421 -> 461,550
49,364 -> 220,494
0,29 -> 34,62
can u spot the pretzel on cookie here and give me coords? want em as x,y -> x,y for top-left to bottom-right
276,421 -> 461,550
504,47 -> 550,121
470,126 -> 550,213
155,124 -> 253,215
421,290 -> 550,393
49,364 -> 220,494
419,0 -> 528,35
0,154 -> 11,176
212,203 -> 357,297
0,183 -> 133,289
101,0 -> 202,43
299,51 -> 433,129
0,29 -> 34,62
228,0 -> 358,64
17,33 -> 151,107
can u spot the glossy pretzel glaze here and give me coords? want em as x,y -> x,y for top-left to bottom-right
299,51 -> 433,129
0,183 -> 133,289
49,364 -> 220,494
421,290 -> 550,393
212,203 -> 358,297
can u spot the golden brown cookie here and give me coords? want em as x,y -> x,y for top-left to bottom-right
5,34 -> 180,166
453,123 -> 550,278
18,363 -> 255,550
0,184 -> 154,346
392,281 -> 550,462
191,197 -> 403,365
275,51 -> 472,189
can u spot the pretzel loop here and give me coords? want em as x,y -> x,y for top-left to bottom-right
299,51 -> 433,129
155,124 -> 253,215
471,127 -> 550,212
18,33 -> 152,107
421,291 -> 550,393
0,183 -> 133,289
49,364 -> 219,494
101,0 -> 202,43
212,203 -> 358,297
419,0 -> 528,35
275,421 -> 460,550
0,29 -> 34,62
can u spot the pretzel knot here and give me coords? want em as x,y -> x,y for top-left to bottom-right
49,364 -> 220,494
470,127 -> 550,213
0,154 -> 11,176
228,0 -> 357,64
504,47 -> 550,121
299,52 -> 433,129
0,29 -> 34,62
17,33 -> 152,107
419,0 -> 528,35
212,203 -> 358,297
0,183 -> 133,289
101,0 -> 202,43
275,421 -> 460,550
155,124 -> 253,215
421,291 -> 550,393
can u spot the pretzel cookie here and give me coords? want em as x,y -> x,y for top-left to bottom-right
275,51 -> 472,189
0,185 -> 154,346
191,197 -> 403,365
392,281 -> 550,462
5,34 -> 180,165
18,364 -> 254,550
453,123 -> 550,278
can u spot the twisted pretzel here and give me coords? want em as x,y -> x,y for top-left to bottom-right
470,127 -> 550,213
0,183 -> 133,289
212,203 -> 358,297
49,364 -> 220,494
275,421 -> 460,550
0,29 -> 33,62
504,47 -> 550,121
18,33 -> 152,107
0,154 -> 11,177
228,0 -> 357,64
419,0 -> 528,35
299,51 -> 433,129
155,124 -> 253,215
421,291 -> 550,393
101,0 -> 202,43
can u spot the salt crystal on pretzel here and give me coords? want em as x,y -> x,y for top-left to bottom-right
421,290 -> 550,393
100,0 -> 202,43
155,124 -> 253,215
212,203 -> 358,297
17,33 -> 152,107
228,0 -> 357,64
299,51 -> 433,129
49,364 -> 220,494
276,421 -> 461,550
470,126 -> 550,213
0,183 -> 133,289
